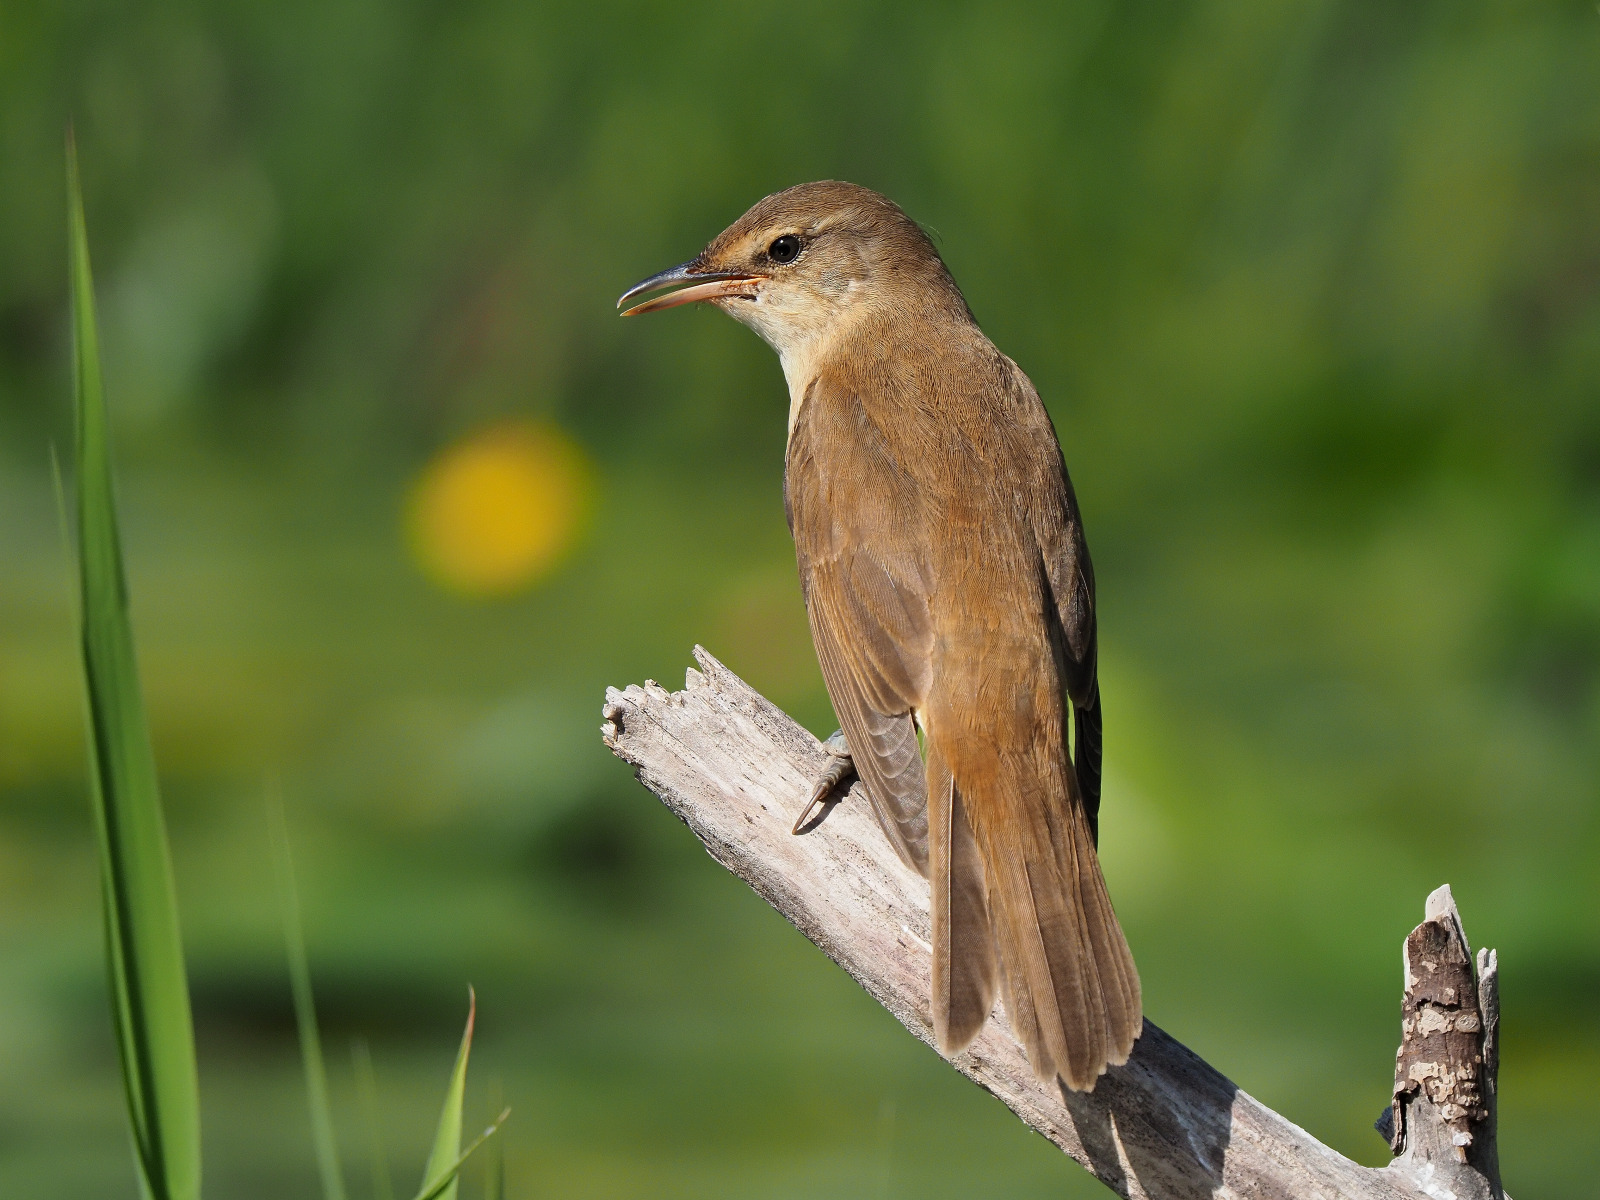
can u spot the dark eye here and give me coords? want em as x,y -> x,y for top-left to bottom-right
768,234 -> 802,264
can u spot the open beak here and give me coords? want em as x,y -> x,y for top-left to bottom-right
617,261 -> 765,316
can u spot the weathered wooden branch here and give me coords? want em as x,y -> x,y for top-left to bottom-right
602,648 -> 1508,1200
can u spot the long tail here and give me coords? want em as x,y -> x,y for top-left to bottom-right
929,733 -> 1140,1091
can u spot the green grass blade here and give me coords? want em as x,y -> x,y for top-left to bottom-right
68,131 -> 202,1200
268,799 -> 348,1200
352,1040 -> 396,1200
414,1108 -> 509,1200
416,990 -> 476,1200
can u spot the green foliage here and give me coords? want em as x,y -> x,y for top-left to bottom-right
67,133 -> 202,1200
70,136 -> 506,1200
414,992 -> 507,1200
276,816 -> 505,1200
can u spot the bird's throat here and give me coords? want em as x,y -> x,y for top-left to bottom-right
775,313 -> 869,448
778,340 -> 828,449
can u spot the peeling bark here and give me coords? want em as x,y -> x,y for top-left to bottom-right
1386,886 -> 1504,1200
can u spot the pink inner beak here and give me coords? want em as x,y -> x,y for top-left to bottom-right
620,275 -> 763,317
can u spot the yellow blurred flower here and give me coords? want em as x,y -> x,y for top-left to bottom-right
406,420 -> 592,597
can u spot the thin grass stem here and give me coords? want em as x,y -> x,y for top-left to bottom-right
269,797 -> 348,1200
352,1039 -> 397,1200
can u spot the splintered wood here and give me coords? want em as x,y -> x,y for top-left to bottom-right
602,647 -> 1507,1200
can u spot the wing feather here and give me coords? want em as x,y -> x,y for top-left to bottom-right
1005,362 -> 1103,841
788,378 -> 935,873
808,605 -> 929,870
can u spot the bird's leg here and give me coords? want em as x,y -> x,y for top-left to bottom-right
793,729 -> 855,834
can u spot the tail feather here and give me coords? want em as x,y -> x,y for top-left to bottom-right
932,734 -> 1141,1092
1070,797 -> 1141,1058
928,748 -> 998,1053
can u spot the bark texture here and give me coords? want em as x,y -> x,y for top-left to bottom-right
602,647 -> 1506,1200
1385,886 -> 1504,1200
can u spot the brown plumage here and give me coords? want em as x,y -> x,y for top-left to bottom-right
619,181 -> 1140,1090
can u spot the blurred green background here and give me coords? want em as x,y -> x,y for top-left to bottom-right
3,1 -> 1598,1195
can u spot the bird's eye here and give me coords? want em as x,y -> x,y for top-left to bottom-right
768,234 -> 802,264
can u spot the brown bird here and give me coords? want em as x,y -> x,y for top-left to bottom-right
619,181 -> 1141,1091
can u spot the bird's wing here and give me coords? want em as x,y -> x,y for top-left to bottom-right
1007,363 -> 1103,842
922,355 -> 1136,1089
785,378 -> 934,874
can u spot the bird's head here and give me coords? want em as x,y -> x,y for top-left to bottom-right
618,181 -> 966,360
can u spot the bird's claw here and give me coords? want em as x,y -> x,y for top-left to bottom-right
793,730 -> 854,834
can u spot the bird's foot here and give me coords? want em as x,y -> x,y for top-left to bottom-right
793,729 -> 854,834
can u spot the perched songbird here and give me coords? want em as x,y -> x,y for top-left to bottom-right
619,182 -> 1141,1091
